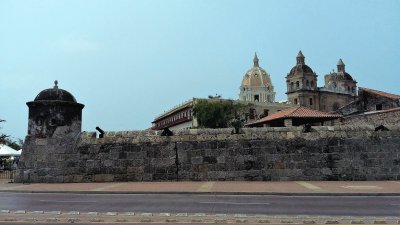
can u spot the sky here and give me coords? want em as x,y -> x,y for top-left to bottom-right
0,0 -> 399,140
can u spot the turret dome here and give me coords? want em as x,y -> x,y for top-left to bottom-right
34,80 -> 77,103
26,80 -> 84,138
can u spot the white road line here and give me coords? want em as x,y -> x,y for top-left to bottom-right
200,202 -> 270,205
39,200 -> 97,203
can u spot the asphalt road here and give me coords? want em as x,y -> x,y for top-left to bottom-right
0,193 -> 399,217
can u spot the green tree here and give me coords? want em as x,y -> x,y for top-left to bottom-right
193,98 -> 246,129
0,119 -> 8,144
0,119 -> 22,150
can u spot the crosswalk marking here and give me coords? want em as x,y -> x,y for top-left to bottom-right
197,182 -> 215,192
296,181 -> 326,192
92,183 -> 123,191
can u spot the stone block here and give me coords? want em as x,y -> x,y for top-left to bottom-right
93,174 -> 114,182
217,156 -> 226,164
86,160 -> 100,168
103,160 -> 113,167
35,138 -> 48,146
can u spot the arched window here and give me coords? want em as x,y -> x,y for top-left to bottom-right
310,80 -> 314,88
296,81 -> 300,89
290,82 -> 294,91
306,80 -> 310,87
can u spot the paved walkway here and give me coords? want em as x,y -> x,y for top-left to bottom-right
1,180 -> 400,195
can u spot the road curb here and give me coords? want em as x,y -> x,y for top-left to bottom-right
1,189 -> 400,196
1,210 -> 399,224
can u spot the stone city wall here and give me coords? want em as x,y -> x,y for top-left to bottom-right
15,125 -> 400,183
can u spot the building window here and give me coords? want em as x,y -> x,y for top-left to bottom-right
376,104 -> 383,111
311,80 -> 314,88
294,98 -> 298,104
290,82 -> 294,91
296,81 -> 300,89
306,80 -> 309,87
309,98 -> 313,105
254,94 -> 259,102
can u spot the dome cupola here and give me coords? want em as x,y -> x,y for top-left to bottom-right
324,59 -> 357,95
239,53 -> 276,103
288,51 -> 315,76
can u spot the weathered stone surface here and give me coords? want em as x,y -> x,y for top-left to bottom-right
15,125 -> 400,183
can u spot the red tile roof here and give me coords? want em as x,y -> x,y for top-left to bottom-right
359,87 -> 400,100
248,106 -> 342,125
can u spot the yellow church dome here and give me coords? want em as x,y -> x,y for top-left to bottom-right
241,53 -> 273,89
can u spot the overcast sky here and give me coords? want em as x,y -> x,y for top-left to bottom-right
1,0 -> 399,140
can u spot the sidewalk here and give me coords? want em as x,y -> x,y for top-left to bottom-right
1,180 -> 400,195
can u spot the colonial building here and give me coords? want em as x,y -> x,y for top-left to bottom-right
286,51 -> 357,112
151,99 -> 194,131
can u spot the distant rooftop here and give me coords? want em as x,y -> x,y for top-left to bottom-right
359,87 -> 400,100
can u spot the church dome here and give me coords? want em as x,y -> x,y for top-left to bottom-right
289,64 -> 314,76
333,58 -> 354,81
241,53 -> 273,88
288,51 -> 314,76
328,72 -> 354,81
34,81 -> 77,103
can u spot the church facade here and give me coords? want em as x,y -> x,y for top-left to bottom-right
285,51 -> 357,112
